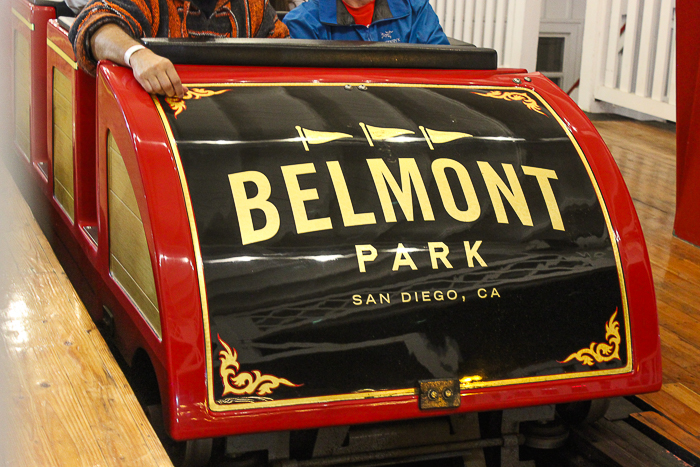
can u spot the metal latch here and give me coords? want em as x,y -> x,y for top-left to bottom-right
418,379 -> 461,410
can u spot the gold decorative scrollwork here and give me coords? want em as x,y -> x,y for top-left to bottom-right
165,88 -> 230,118
473,91 -> 547,116
218,335 -> 301,398
559,309 -> 621,366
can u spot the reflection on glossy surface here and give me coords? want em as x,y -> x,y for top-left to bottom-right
157,84 -> 630,410
209,253 -> 348,264
594,120 -> 700,395
2,296 -> 30,346
0,160 -> 17,467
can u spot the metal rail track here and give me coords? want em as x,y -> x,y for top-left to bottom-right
203,397 -> 697,467
524,397 -> 696,467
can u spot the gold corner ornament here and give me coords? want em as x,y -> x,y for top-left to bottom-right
165,88 -> 230,118
560,309 -> 621,366
473,91 -> 547,117
218,335 -> 301,398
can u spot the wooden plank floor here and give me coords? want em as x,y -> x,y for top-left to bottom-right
592,117 -> 700,460
0,161 -> 173,466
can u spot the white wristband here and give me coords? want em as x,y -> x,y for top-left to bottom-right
123,44 -> 146,67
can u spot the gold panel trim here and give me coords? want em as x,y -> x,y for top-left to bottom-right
12,8 -> 34,31
108,134 -> 140,216
153,83 -> 633,413
53,67 -> 75,222
107,132 -> 162,338
14,31 -> 31,161
53,178 -> 74,221
47,39 -> 78,70
111,253 -> 161,335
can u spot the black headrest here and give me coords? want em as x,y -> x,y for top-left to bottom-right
141,38 -> 497,70
447,37 -> 471,47
57,16 -> 75,31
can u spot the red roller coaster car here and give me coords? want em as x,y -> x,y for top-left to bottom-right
11,1 -> 661,465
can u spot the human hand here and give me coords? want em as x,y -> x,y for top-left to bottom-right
129,48 -> 189,98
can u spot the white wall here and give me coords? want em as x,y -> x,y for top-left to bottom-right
429,0 -> 542,70
578,0 -> 676,121
538,0 -> 586,100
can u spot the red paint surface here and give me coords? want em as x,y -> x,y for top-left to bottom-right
46,21 -> 99,261
12,0 -> 55,190
674,0 -> 700,245
11,11 -> 662,438
95,64 -> 661,440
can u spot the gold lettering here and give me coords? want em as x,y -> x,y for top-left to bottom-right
352,295 -> 362,305
477,162 -> 533,227
478,288 -> 487,298
464,241 -> 487,267
491,288 -> 501,298
281,163 -> 333,235
228,171 -> 280,245
380,293 -> 390,304
401,292 -> 412,302
422,291 -> 431,301
522,165 -> 565,231
428,242 -> 453,269
355,244 -> 377,273
434,291 -> 444,301
447,290 -> 458,300
327,161 -> 377,227
392,243 -> 418,271
366,294 -> 376,305
432,158 -> 481,222
367,158 -> 435,223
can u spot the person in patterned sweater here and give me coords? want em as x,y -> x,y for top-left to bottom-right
69,0 -> 289,98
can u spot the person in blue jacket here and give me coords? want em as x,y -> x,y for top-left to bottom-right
283,0 -> 449,45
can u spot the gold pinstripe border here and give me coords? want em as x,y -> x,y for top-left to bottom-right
47,38 -> 78,70
12,8 -> 34,31
153,83 -> 633,413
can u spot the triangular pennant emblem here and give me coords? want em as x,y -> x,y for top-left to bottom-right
420,126 -> 473,150
424,128 -> 472,144
362,124 -> 414,142
297,126 -> 352,151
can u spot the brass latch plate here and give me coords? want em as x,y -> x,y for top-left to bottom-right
418,379 -> 461,410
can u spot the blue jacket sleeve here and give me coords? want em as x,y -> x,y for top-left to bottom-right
409,0 -> 449,45
283,2 -> 328,40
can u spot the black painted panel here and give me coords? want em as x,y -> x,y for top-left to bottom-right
156,85 -> 627,408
